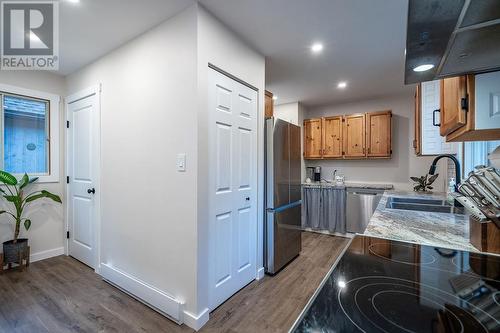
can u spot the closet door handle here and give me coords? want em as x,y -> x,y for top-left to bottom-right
433,109 -> 441,127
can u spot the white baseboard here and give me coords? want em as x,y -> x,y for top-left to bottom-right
183,308 -> 210,331
100,263 -> 185,324
30,247 -> 65,263
256,267 -> 265,280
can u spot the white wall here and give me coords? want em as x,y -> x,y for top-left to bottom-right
65,4 -> 199,317
275,102 -> 307,180
64,4 -> 265,329
196,3 -> 266,321
0,71 -> 66,261
275,102 -> 300,125
305,92 -> 447,191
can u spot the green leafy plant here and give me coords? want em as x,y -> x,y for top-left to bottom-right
0,170 -> 61,243
410,174 -> 439,192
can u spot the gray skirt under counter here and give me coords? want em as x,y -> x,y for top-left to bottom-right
302,183 -> 391,234
302,184 -> 346,233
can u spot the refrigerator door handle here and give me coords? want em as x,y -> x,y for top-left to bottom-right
271,201 -> 302,213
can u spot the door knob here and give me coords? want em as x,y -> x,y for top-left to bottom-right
246,197 -> 250,201
87,188 -> 96,194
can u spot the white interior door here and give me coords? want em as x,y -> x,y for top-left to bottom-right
208,68 -> 258,310
66,87 -> 100,269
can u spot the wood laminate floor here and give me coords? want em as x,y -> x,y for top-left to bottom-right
0,232 -> 349,333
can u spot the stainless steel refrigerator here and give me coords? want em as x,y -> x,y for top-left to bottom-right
265,118 -> 302,275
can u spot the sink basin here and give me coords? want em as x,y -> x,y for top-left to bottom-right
386,197 -> 465,214
388,197 -> 450,206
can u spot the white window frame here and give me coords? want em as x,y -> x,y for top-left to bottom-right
0,83 -> 60,183
457,141 -> 500,177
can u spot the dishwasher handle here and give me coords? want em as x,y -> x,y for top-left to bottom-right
348,191 -> 381,196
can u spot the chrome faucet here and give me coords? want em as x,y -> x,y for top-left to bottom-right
332,169 -> 337,182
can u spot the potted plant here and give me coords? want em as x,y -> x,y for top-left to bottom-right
0,170 -> 61,266
410,174 -> 439,192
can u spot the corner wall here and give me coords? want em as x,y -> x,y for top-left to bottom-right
305,92 -> 447,191
0,71 -> 66,261
64,4 -> 265,330
65,4 -> 199,320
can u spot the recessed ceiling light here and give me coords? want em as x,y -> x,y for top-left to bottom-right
413,64 -> 434,72
337,81 -> 347,89
66,0 -> 80,3
311,43 -> 324,54
272,96 -> 278,101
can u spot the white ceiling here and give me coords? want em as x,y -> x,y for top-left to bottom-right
57,0 -> 414,107
58,0 -> 194,75
200,0 -> 415,107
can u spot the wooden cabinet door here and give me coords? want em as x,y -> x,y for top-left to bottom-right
440,76 -> 467,136
322,116 -> 343,158
366,111 -> 392,158
265,90 -> 274,119
343,114 -> 366,158
303,119 -> 323,158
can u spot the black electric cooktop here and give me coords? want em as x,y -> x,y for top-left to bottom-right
292,235 -> 500,333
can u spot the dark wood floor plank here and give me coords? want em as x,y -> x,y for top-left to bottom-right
0,232 -> 349,333
201,232 -> 350,333
0,255 -> 192,333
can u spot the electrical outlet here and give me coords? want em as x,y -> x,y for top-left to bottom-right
177,153 -> 186,172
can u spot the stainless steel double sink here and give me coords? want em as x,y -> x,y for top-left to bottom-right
385,197 -> 465,214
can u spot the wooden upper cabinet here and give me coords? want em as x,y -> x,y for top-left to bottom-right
322,116 -> 343,158
343,114 -> 366,158
303,111 -> 392,160
265,90 -> 274,119
366,111 -> 392,158
303,119 -> 323,158
440,76 -> 468,136
445,73 -> 500,142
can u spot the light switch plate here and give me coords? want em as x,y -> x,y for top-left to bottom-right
177,153 -> 186,172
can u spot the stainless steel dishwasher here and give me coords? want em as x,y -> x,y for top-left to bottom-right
346,188 -> 384,233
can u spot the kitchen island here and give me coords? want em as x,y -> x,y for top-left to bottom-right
291,234 -> 500,332
363,190 -> 478,252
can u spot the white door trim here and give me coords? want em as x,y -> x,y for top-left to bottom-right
65,84 -> 102,273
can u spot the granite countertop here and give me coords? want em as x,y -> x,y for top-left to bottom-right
363,190 -> 478,252
302,181 -> 394,190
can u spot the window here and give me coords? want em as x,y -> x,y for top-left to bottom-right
0,84 -> 60,182
2,94 -> 49,174
458,140 -> 500,177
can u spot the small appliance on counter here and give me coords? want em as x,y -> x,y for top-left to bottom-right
455,165 -> 500,254
455,166 -> 500,226
314,166 -> 321,182
306,167 -> 315,182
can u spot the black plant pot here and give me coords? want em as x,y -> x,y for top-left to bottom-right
3,238 -> 28,264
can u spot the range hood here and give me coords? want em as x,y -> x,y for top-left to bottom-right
405,0 -> 500,84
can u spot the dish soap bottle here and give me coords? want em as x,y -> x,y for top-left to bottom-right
447,177 -> 456,204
